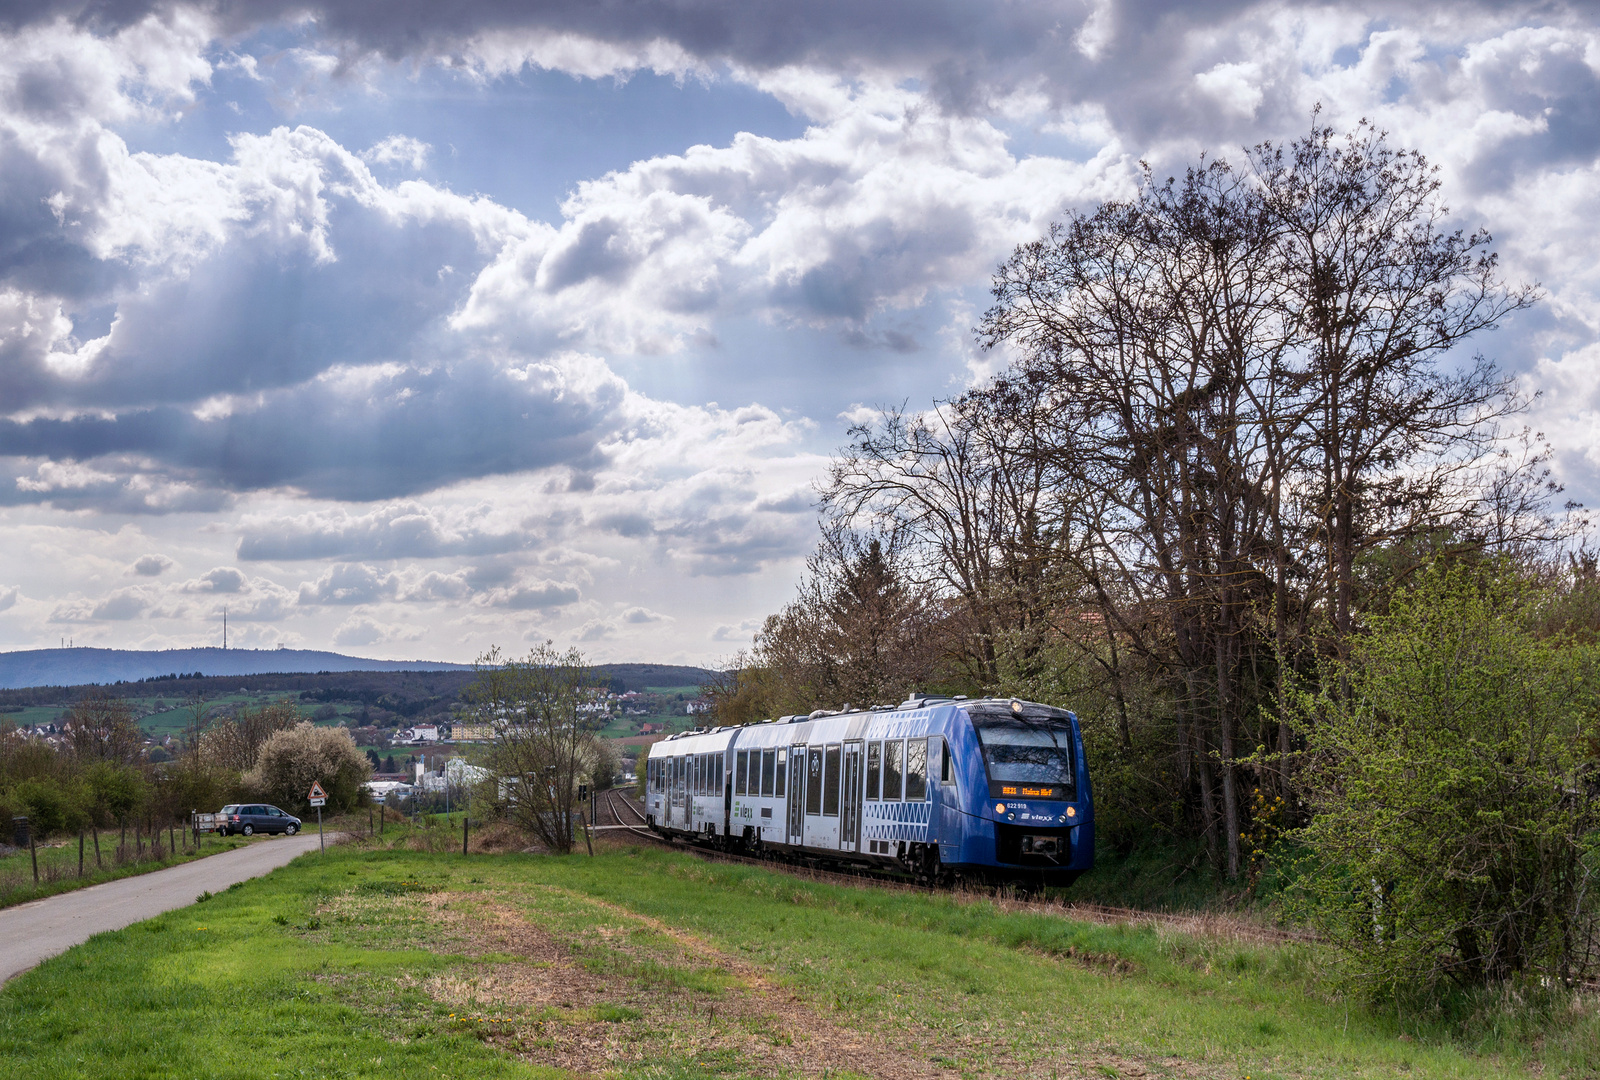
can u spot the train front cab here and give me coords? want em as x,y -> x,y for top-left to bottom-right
933,700 -> 1093,886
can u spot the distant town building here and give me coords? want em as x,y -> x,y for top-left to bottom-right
363,779 -> 414,803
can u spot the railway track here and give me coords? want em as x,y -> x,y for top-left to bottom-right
592,788 -> 1310,945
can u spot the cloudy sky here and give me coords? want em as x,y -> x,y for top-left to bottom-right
1,1 -> 1598,665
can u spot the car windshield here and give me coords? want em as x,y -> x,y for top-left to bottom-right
968,706 -> 1076,799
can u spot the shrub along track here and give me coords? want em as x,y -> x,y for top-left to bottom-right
595,788 -> 1308,947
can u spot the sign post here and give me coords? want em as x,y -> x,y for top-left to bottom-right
308,781 -> 328,852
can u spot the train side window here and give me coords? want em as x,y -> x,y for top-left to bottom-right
883,740 -> 904,800
736,750 -> 749,795
761,750 -> 776,796
866,741 -> 881,800
700,754 -> 708,795
906,739 -> 928,801
806,747 -> 823,815
823,744 -> 841,816
694,754 -> 701,795
939,738 -> 954,783
716,752 -> 725,793
774,749 -> 787,797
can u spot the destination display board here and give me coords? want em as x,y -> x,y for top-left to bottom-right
991,783 -> 1066,800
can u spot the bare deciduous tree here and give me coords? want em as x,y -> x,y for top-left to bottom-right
198,699 -> 301,774
810,119 -> 1548,880
63,694 -> 146,767
972,120 -> 1539,879
471,643 -> 607,854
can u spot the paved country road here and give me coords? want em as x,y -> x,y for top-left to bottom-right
0,833 -> 331,985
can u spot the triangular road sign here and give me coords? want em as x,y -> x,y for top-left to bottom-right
308,781 -> 328,800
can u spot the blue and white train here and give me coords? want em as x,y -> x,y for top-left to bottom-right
643,695 -> 1093,886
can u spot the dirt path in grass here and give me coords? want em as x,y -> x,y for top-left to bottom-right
389,882 -> 1214,1080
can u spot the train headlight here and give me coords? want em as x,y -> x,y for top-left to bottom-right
1066,806 -> 1076,818
995,803 -> 1006,814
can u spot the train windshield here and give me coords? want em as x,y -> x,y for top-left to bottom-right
968,706 -> 1077,801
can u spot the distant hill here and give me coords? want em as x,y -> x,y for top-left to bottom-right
0,647 -> 470,691
0,647 -> 719,696
599,664 -> 719,693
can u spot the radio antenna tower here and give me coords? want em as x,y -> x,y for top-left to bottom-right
223,605 -> 228,650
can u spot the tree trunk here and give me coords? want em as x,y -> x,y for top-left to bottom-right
1216,625 -> 1241,880
1195,722 -> 1220,868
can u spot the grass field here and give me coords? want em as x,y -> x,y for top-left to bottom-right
0,706 -> 69,727
1,833 -> 1593,1079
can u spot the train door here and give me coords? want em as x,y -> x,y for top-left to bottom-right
802,745 -> 824,847
840,741 -> 863,852
675,756 -> 688,827
787,746 -> 805,845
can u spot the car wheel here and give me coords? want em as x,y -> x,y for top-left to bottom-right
285,824 -> 298,835
242,824 -> 254,836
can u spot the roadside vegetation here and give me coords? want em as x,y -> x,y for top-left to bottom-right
4,835 -> 1597,1079
0,695 -> 370,907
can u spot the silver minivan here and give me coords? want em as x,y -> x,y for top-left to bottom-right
217,803 -> 302,837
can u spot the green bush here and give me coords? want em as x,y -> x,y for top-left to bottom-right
82,761 -> 146,829
12,777 -> 79,838
1288,561 -> 1600,995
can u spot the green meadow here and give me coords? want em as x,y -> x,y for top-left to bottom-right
1,833 -> 1593,1079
